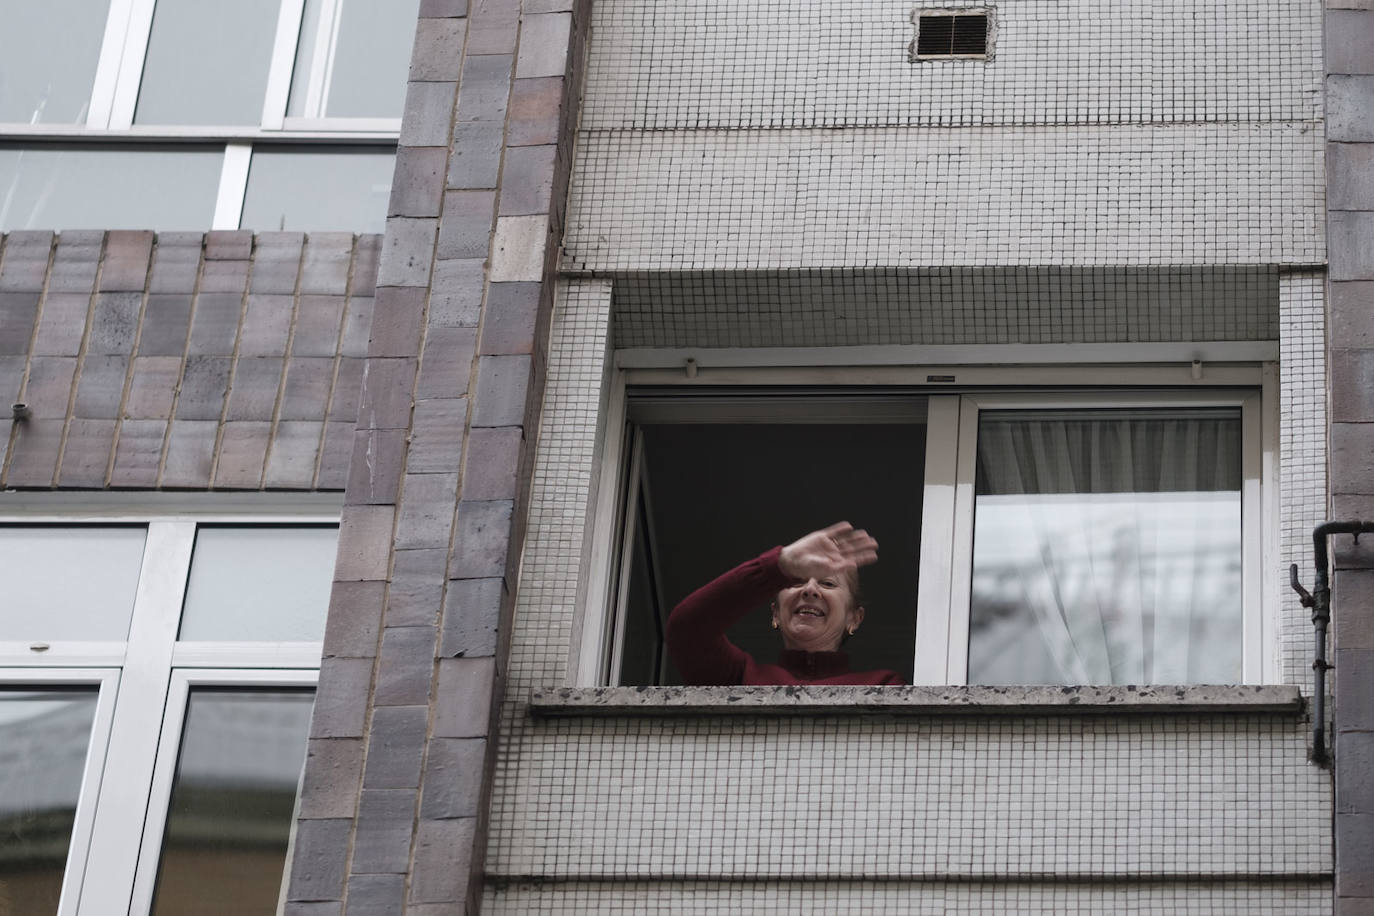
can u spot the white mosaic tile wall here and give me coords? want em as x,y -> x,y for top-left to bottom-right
610,266 -> 1278,349
1279,273 -> 1327,690
565,126 -> 1323,272
490,0 -> 1334,908
579,0 -> 1322,130
501,278 -> 613,701
486,283 -> 1333,911
488,716 -> 1325,880
486,879 -> 1330,915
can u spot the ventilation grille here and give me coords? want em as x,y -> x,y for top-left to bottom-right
913,11 -> 990,60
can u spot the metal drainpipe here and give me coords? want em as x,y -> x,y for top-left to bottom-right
1290,521 -> 1374,766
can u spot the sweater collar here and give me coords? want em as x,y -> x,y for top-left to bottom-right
777,648 -> 851,679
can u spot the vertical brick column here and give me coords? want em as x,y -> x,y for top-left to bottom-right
1327,2 -> 1374,911
286,1 -> 590,912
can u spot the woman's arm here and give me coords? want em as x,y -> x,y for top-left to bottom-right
665,546 -> 792,685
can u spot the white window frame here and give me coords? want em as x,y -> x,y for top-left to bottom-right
579,360 -> 1279,689
0,668 -> 120,916
128,667 -> 318,915
911,389 -> 1266,686
1,0 -> 403,230
0,502 -> 337,916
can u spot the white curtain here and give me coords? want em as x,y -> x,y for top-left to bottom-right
967,411 -> 1243,685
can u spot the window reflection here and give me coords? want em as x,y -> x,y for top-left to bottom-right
240,148 -> 393,232
0,526 -> 146,642
0,0 -> 111,124
150,690 -> 314,916
0,148 -> 222,231
288,0 -> 421,119
134,0 -> 280,126
179,527 -> 339,642
967,410 -> 1243,685
0,689 -> 99,916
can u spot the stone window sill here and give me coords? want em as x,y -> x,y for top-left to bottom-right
529,684 -> 1304,718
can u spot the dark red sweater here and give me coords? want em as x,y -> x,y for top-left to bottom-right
666,546 -> 905,686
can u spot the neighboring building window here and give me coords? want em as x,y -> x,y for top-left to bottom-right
0,518 -> 337,916
0,0 -> 419,232
598,389 -> 1264,688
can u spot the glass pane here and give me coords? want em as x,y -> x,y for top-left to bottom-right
239,149 -> 393,232
179,527 -> 338,641
967,409 -> 1244,686
0,689 -> 100,916
0,527 -> 146,641
287,0 -> 420,118
0,0 -> 111,124
150,690 -> 314,916
0,148 -> 221,231
134,0 -> 280,125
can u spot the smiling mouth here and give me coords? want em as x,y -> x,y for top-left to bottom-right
795,606 -> 825,618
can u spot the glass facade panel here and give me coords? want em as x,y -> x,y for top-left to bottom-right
0,0 -> 112,124
239,148 -> 392,232
179,527 -> 338,641
0,689 -> 100,916
288,0 -> 420,118
149,690 -> 314,916
0,148 -> 221,231
134,0 -> 280,126
967,409 -> 1244,685
0,527 -> 146,642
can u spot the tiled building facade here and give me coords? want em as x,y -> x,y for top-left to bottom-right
2,0 -> 1373,914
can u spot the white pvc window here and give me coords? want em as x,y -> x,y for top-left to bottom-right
179,526 -> 337,642
0,526 -> 146,643
240,147 -> 395,233
133,673 -> 317,916
0,515 -> 337,916
965,407 -> 1244,685
0,0 -> 113,125
593,381 -> 1271,688
0,0 -> 413,231
287,0 -> 420,123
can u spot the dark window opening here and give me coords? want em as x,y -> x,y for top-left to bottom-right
915,13 -> 988,58
613,416 -> 925,686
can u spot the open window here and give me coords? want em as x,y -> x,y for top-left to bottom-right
609,393 -> 928,685
592,386 -> 1267,689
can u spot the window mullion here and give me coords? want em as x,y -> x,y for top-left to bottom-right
1260,364 -> 1281,684
575,372 -> 629,687
212,142 -> 254,230
86,0 -> 140,128
107,0 -> 158,128
125,672 -> 191,915
911,396 -> 964,686
1242,390 -> 1265,684
262,0 -> 308,129
77,521 -> 195,916
306,0 -> 345,118
943,397 -> 982,686
607,428 -> 646,686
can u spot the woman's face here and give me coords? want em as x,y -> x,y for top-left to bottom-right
771,572 -> 865,654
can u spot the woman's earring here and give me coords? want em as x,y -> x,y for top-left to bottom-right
771,619 -> 780,630
847,627 -> 856,636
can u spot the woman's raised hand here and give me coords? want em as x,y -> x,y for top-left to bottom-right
777,522 -> 878,582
